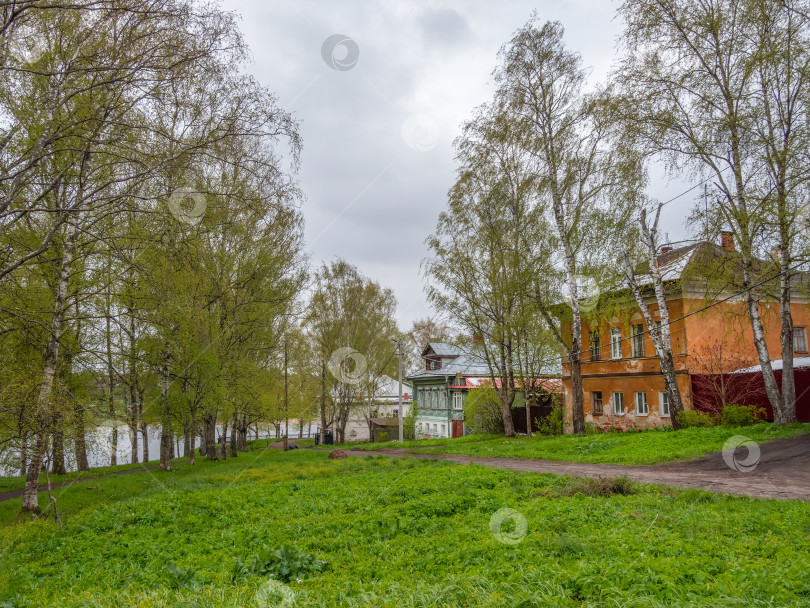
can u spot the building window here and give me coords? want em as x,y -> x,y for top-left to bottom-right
433,423 -> 437,433
631,324 -> 645,357
613,392 -> 625,415
453,392 -> 463,410
590,331 -> 601,361
592,391 -> 603,416
393,409 -> 398,417
659,391 -> 670,417
441,424 -> 445,435
439,391 -> 446,410
794,327 -> 808,352
635,392 -> 649,416
610,328 -> 622,359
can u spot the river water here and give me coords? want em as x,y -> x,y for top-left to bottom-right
0,421 -> 319,476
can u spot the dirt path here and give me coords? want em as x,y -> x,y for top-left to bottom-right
0,465 -> 161,503
345,435 -> 810,501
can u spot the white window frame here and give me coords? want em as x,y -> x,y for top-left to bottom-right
453,392 -> 463,410
794,327 -> 808,352
610,328 -> 622,359
659,391 -> 670,417
613,392 -> 625,416
635,392 -> 648,416
441,424 -> 445,436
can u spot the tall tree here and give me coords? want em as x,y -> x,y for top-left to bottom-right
618,0 -> 810,423
493,18 -> 641,433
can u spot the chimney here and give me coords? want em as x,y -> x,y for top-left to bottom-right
720,231 -> 735,251
661,246 -> 673,254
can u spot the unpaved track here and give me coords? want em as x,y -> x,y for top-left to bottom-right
345,435 -> 810,501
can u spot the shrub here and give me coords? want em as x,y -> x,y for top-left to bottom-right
535,405 -> 564,436
464,387 -> 504,434
231,545 -> 327,584
560,475 -> 638,498
721,404 -> 766,426
676,410 -> 715,428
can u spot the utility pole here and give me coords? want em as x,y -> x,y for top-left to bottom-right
396,339 -> 403,443
284,339 -> 289,452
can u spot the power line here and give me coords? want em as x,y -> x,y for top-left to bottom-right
564,258 -> 808,365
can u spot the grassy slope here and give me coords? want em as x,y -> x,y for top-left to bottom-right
1,449 -> 809,607
0,439 -> 294,493
409,424 -> 810,465
321,433 -> 500,452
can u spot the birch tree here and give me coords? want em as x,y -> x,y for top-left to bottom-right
622,204 -> 686,428
495,18 -> 641,433
618,0 -> 809,423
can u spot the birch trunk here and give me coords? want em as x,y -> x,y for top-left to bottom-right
320,360 -> 327,444
21,220 -> 79,512
778,247 -> 797,423
159,349 -> 172,471
105,291 -> 117,465
622,206 -> 685,428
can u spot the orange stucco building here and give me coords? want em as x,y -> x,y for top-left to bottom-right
561,236 -> 810,430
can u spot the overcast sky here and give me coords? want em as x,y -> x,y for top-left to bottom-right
220,0 -> 696,331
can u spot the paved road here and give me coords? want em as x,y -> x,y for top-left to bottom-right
345,435 -> 810,501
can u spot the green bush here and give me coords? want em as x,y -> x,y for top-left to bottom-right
464,386 -> 504,434
376,431 -> 391,443
676,409 -> 715,428
232,545 -> 327,584
721,404 -> 766,426
535,405 -> 564,436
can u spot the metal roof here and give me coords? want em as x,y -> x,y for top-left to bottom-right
407,347 -> 561,381
423,342 -> 464,357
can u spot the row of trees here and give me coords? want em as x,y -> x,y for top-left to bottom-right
0,0 -> 312,513
426,1 -> 810,435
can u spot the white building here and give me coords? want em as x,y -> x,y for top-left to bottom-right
335,375 -> 413,442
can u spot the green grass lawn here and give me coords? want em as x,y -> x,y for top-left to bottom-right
402,423 -> 810,465
322,433 -> 499,451
1,448 -> 809,607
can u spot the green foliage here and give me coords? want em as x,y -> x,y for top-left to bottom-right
403,403 -> 419,440
165,562 -> 199,590
721,405 -> 766,427
233,545 -> 327,584
417,423 -> 809,465
535,405 -> 564,436
1,448 -> 809,607
676,410 -> 715,429
464,387 -> 504,434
